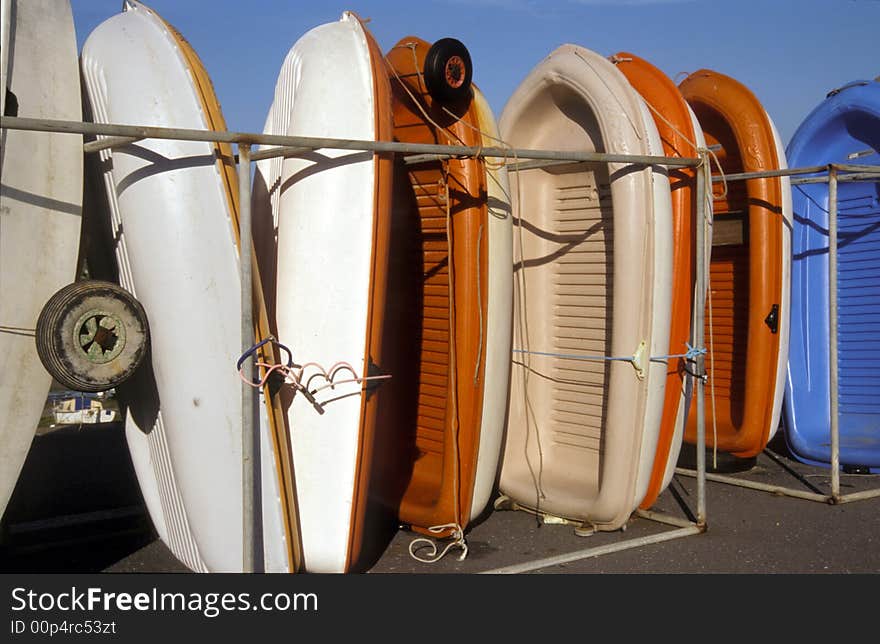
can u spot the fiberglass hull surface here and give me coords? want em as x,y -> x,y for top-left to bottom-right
498,44 -> 671,531
613,51 -> 706,509
783,79 -> 880,471
383,36 -> 506,537
0,0 -> 82,518
254,13 -> 395,573
80,1 -> 294,572
469,86 -> 513,524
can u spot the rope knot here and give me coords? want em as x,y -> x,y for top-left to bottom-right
408,523 -> 469,563
684,342 -> 707,361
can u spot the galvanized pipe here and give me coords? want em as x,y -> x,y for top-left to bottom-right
403,153 -> 685,170
712,165 -> 829,183
1,115 -> 700,167
674,468 -> 832,503
238,143 -> 255,573
711,164 -> 879,184
694,152 -> 708,526
793,172 -> 880,186
836,488 -> 880,504
634,508 -> 697,529
830,162 -> 880,174
477,525 -> 703,574
250,145 -> 310,163
82,135 -> 141,153
828,166 -> 840,502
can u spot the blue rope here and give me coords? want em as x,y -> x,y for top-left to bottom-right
236,335 -> 295,385
512,348 -> 632,362
512,343 -> 705,364
649,343 -> 707,363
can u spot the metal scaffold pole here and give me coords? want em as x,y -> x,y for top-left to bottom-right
694,151 -> 708,525
675,163 -> 880,505
238,143 -> 256,572
827,165 -> 841,502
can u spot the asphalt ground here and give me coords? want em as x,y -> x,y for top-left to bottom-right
2,421 -> 878,575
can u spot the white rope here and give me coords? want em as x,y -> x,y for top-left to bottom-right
698,150 -> 719,468
408,523 -> 469,563
510,139 -> 546,511
404,148 -> 469,563
473,223 -> 484,385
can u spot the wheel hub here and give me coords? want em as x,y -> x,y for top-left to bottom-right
444,56 -> 465,89
75,310 -> 126,364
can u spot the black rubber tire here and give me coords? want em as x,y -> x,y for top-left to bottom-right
423,38 -> 473,104
35,280 -> 150,393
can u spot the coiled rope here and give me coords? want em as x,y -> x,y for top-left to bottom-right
236,336 -> 392,413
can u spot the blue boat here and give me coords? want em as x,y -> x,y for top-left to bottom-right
783,79 -> 880,472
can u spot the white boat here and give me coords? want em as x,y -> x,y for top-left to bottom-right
497,44 -> 672,532
80,0 -> 299,573
252,12 -> 395,573
0,0 -> 83,518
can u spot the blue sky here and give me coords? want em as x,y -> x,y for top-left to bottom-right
70,0 -> 880,147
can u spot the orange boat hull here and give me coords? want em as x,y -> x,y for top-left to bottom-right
679,69 -> 789,459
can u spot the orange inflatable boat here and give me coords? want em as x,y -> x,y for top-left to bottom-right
613,52 -> 704,508
678,69 -> 792,459
382,36 -> 508,541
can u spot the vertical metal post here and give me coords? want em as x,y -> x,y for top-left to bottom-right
694,153 -> 708,525
827,165 -> 840,501
238,142 -> 255,571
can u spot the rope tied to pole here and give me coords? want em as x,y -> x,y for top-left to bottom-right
235,337 -> 392,414
650,342 -> 707,363
512,342 -> 706,369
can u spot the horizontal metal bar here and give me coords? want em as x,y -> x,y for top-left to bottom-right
405,153 -> 692,170
633,508 -> 699,529
478,525 -> 703,574
507,155 -> 699,171
834,488 -> 880,505
82,135 -> 142,153
1,115 -> 700,167
711,165 -> 829,183
674,467 -> 832,503
846,149 -> 875,161
250,145 -> 312,163
792,172 -> 880,185
710,164 -> 879,184
403,153 -> 449,165
831,162 -> 880,173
